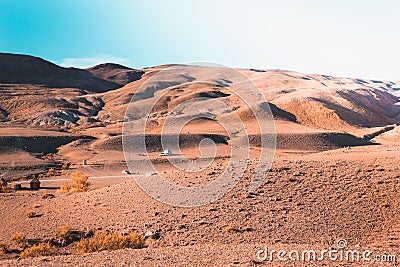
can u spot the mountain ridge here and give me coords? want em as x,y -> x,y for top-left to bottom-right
0,52 -> 398,136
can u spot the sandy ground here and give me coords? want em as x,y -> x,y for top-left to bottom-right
1,144 -> 399,266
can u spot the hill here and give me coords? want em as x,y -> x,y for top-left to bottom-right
86,63 -> 144,86
0,53 -> 140,92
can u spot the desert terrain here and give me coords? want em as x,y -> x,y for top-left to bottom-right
0,52 -> 399,266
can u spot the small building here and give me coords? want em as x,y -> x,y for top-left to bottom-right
30,177 -> 41,190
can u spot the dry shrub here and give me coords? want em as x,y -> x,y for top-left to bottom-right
0,243 -> 7,254
20,242 -> 55,258
46,168 -> 57,177
56,225 -> 71,239
58,181 -> 70,192
70,171 -> 90,191
0,178 -> 9,193
55,225 -> 83,246
12,232 -> 28,249
57,171 -> 90,193
75,231 -> 145,254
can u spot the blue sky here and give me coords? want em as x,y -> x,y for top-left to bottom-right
0,0 -> 399,80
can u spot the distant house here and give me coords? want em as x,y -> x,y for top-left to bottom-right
159,149 -> 172,156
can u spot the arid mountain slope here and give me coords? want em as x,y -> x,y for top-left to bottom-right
0,53 -> 141,92
0,54 -> 398,135
0,54 -> 399,174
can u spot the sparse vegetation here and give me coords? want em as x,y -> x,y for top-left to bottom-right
57,171 -> 90,193
20,242 -> 55,258
0,178 -> 9,193
7,227 -> 146,258
75,231 -> 145,254
55,225 -> 84,246
0,243 -> 7,254
12,232 -> 28,249
56,225 -> 71,240
8,227 -> 146,258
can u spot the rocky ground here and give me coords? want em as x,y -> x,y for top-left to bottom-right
1,145 -> 399,266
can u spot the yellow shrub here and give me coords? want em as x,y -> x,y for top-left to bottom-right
20,243 -> 55,258
57,171 -> 90,193
70,171 -> 90,191
57,181 -> 71,193
75,231 -> 145,254
55,225 -> 75,246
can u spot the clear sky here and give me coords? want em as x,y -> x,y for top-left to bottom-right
0,0 -> 399,80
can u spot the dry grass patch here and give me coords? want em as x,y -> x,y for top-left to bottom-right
75,231 -> 145,254
8,228 -> 146,258
20,242 -> 55,258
